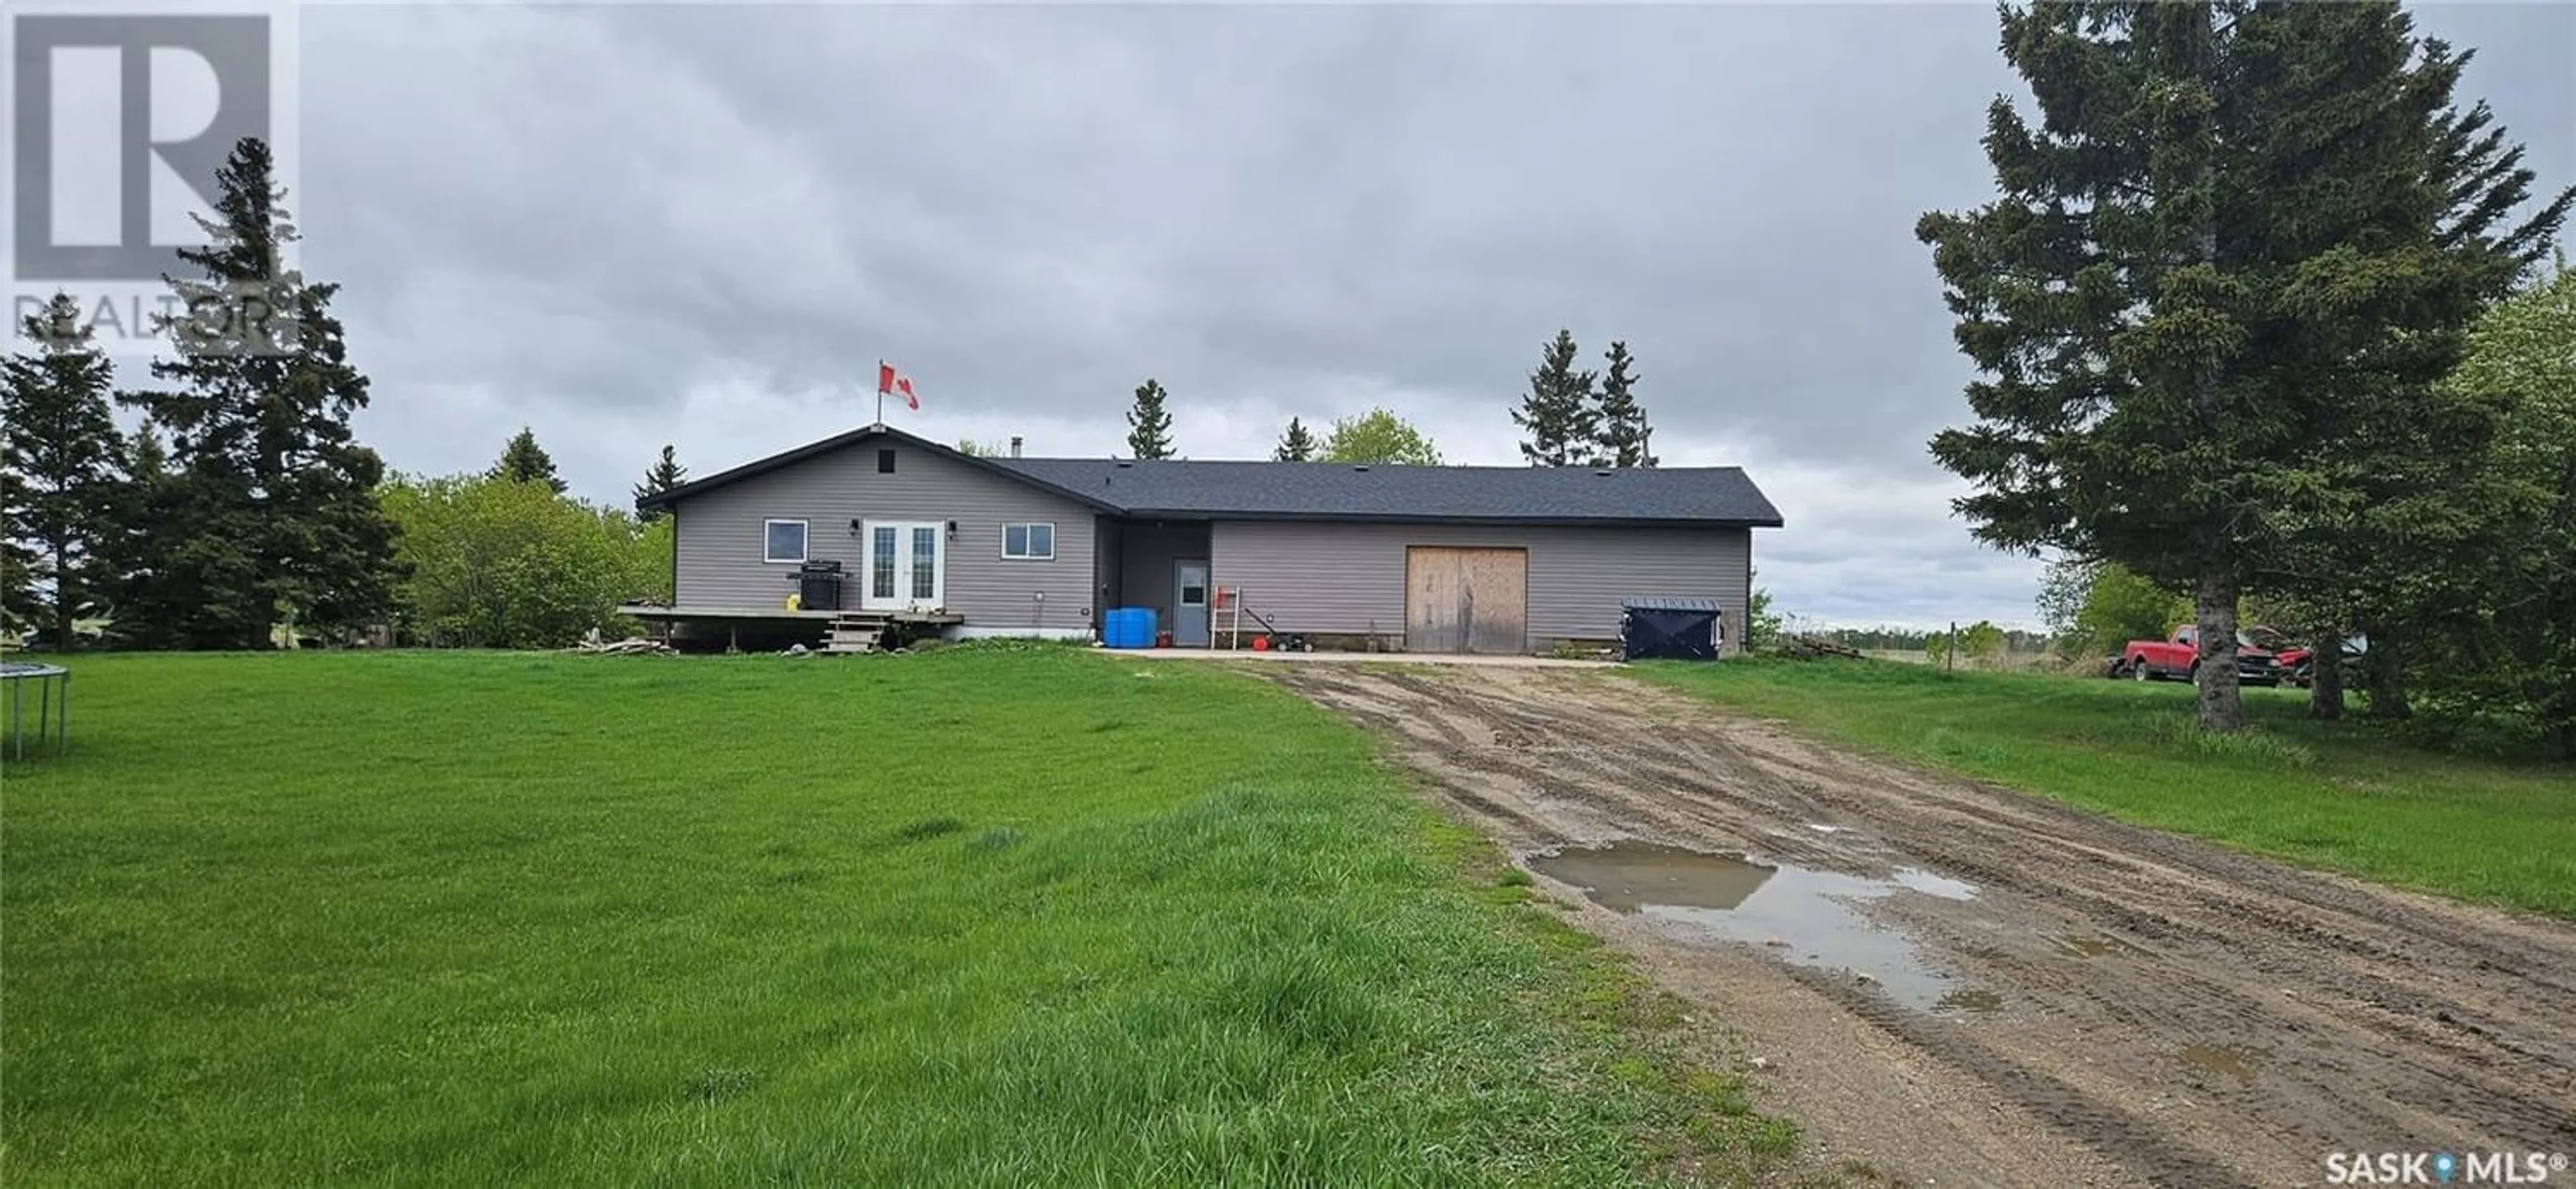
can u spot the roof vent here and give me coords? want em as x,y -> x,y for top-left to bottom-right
1352,464 -> 1370,472
1115,460 -> 1132,468
1594,468 -> 1614,476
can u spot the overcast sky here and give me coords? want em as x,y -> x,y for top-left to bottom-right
280,2 -> 2574,629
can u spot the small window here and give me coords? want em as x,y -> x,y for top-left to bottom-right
1002,522 -> 1055,560
877,449 -> 896,474
763,519 -> 808,564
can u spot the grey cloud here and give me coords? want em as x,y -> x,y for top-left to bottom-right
260,3 -> 2572,630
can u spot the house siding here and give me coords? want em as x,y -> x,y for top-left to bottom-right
671,442 -> 1099,631
1091,515 -> 1124,629
1112,522 -> 1211,629
1211,520 -> 1752,653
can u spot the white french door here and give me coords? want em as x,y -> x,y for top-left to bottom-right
861,521 -> 946,611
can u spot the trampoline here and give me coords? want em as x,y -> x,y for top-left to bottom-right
1,661 -> 70,760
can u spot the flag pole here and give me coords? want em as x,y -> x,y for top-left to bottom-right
875,360 -> 885,426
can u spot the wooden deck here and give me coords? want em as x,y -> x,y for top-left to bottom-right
617,605 -> 967,654
617,604 -> 964,625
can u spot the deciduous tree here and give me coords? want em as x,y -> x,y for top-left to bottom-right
380,472 -> 665,648
1320,409 -> 1442,466
1745,580 -> 1781,651
2412,259 -> 2576,758
2038,557 -> 2190,658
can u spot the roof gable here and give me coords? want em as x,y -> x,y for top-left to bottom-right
635,424 -> 1122,513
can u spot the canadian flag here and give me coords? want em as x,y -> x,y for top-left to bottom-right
877,361 -> 919,411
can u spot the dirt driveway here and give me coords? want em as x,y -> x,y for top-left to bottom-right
1266,664 -> 2576,1188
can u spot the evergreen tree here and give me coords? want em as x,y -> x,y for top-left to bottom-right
2250,64 -> 2573,721
1513,329 -> 1598,466
1918,2 -> 2562,731
631,444 -> 685,519
1,294 -> 125,649
1273,417 -> 1318,462
1591,341 -> 1656,468
494,426 -> 568,493
1125,379 -> 1174,460
99,427 -> 178,648
120,137 -> 400,649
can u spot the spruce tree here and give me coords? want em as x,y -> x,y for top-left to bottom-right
2253,66 -> 2571,721
101,427 -> 181,648
1273,417 -> 1318,462
1918,1 -> 2561,731
494,427 -> 568,493
1,294 -> 125,649
632,444 -> 686,519
1592,341 -> 1656,468
123,137 -> 400,649
1513,329 -> 1598,466
1125,379 -> 1174,460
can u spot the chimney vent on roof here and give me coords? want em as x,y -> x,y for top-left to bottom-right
1010,435 -> 1023,458
1352,464 -> 1370,472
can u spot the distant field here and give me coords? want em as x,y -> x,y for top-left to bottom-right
1857,648 -> 2068,672
1634,658 -> 2576,919
3,648 -> 1792,1187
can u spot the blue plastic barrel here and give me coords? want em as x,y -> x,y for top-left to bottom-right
1105,607 -> 1159,649
1104,607 -> 1148,649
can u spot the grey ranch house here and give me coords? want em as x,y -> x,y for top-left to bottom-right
630,423 -> 1782,655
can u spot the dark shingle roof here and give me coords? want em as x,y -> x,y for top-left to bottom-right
640,424 -> 1782,527
994,457 -> 1783,527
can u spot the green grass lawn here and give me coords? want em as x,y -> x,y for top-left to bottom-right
2,647 -> 1796,1188
1633,658 -> 2576,919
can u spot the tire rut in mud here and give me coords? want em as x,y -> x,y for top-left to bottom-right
1267,664 -> 2576,1188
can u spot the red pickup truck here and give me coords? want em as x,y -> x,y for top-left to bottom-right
2123,625 -> 2281,686
2259,631 -> 2368,688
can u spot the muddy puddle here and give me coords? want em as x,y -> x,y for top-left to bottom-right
1527,840 -> 1982,1009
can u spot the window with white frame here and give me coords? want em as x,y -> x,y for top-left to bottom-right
763,519 -> 808,564
1002,522 -> 1055,560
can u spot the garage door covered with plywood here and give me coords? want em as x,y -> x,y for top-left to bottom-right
1405,546 -> 1529,654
